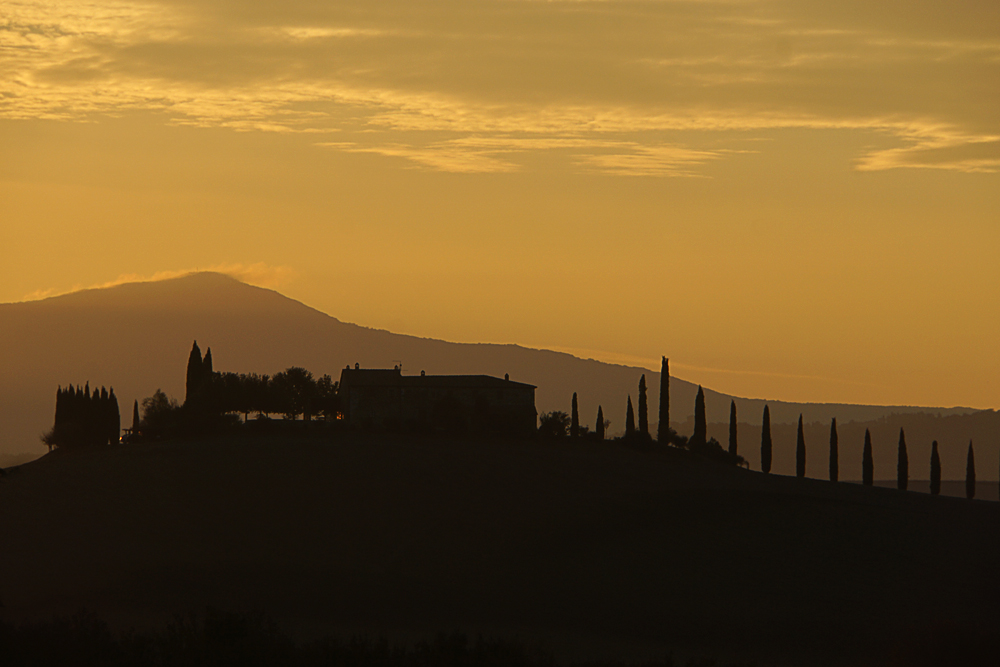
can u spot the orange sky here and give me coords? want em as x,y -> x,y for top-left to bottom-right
2,0 -> 998,409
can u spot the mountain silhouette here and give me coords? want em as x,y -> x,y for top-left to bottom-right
0,272 -> 988,476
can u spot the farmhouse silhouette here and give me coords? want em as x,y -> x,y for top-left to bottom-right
338,364 -> 536,435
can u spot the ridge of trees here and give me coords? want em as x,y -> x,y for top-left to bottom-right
39,342 -> 994,501
44,341 -> 341,448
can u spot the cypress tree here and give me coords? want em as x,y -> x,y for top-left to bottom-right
571,393 -> 580,439
203,347 -> 213,376
638,375 -> 649,438
108,387 -> 120,445
54,386 -> 65,430
966,441 -> 976,499
90,387 -> 102,445
862,429 -> 874,486
897,428 -> 908,491
796,414 -> 806,478
596,405 -> 605,440
46,387 -> 65,452
99,387 -> 109,445
829,418 -> 839,482
657,357 -> 670,444
760,405 -> 772,474
132,399 -> 141,432
625,395 -> 635,438
691,386 -> 707,448
185,340 -> 203,404
728,400 -> 737,457
930,441 -> 941,495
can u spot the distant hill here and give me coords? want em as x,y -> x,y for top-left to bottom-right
0,273 -> 992,478
0,435 -> 997,665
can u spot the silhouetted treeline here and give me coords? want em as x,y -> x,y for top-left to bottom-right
42,383 -> 119,450
128,341 -> 340,442
0,609 -> 761,667
190,368 -> 339,422
135,369 -> 339,441
572,372 -> 745,465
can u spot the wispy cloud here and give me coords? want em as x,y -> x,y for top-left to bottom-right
2,0 -> 997,174
18,263 -> 297,302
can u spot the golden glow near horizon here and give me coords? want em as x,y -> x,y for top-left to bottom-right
2,1 -> 998,408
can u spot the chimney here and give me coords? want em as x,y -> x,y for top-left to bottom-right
505,373 -> 509,381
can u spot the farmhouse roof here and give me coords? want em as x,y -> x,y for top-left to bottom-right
339,367 -> 535,389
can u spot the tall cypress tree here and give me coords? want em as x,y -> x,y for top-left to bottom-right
571,392 -> 580,439
132,399 -> 141,432
966,441 -> 976,500
45,387 -> 64,452
930,441 -> 941,495
862,429 -> 874,486
761,405 -> 772,474
185,340 -> 204,404
796,414 -> 806,478
596,405 -> 605,440
625,395 -> 635,438
638,375 -> 649,438
691,386 -> 707,448
829,418 -> 839,482
108,387 -> 120,445
897,428 -> 908,491
728,400 -> 737,457
203,347 -> 213,376
657,357 -> 670,444
53,386 -> 65,430
90,387 -> 102,446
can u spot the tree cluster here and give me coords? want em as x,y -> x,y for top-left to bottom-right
191,368 -> 339,422
43,384 -> 120,450
123,342 -> 342,442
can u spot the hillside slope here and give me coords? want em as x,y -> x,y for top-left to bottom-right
0,434 -> 997,665
0,272 -> 990,479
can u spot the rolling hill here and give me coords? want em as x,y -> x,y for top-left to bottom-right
0,434 -> 997,665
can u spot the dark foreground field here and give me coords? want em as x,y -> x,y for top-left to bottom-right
1,434 -> 998,666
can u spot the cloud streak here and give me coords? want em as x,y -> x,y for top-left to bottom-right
18,263 -> 297,303
2,0 -> 997,174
